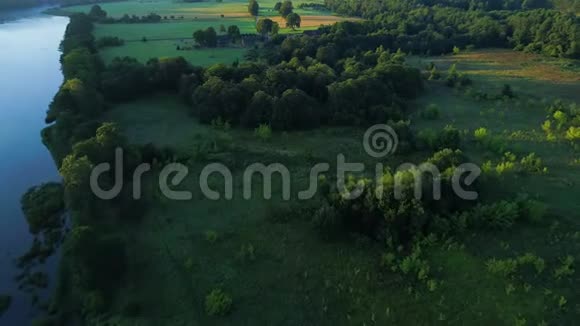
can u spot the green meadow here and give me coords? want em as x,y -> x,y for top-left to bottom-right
96,45 -> 580,323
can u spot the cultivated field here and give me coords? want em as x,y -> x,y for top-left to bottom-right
58,0 -> 355,64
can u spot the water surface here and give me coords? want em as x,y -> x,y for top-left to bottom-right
0,11 -> 68,324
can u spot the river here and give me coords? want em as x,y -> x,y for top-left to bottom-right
0,9 -> 68,324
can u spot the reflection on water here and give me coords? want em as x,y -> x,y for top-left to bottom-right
0,12 -> 67,324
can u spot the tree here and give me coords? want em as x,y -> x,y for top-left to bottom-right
248,0 -> 259,17
242,91 -> 275,127
256,18 -> 275,35
193,27 -> 218,47
274,1 -> 282,11
501,84 -> 515,98
227,25 -> 241,43
88,5 -> 107,20
279,0 -> 294,18
193,29 -> 206,46
285,12 -> 301,30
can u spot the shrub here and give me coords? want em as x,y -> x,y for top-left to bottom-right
565,126 -> 580,141
486,258 -> 518,277
420,104 -> 440,120
254,124 -> 272,141
21,183 -> 65,235
471,201 -> 520,230
398,247 -> 430,282
501,84 -> 515,98
554,255 -> 575,280
474,127 -> 489,141
438,125 -> 461,149
520,153 -> 546,174
496,161 -> 516,175
205,289 -> 233,316
417,125 -> 461,150
237,244 -> 256,262
205,230 -> 219,243
517,198 -> 546,223
452,46 -> 460,55
427,148 -> 465,170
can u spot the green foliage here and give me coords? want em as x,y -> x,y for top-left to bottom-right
398,248 -> 431,282
285,13 -> 301,30
417,125 -> 461,150
21,183 -> 65,235
237,243 -> 256,262
193,27 -> 218,48
474,127 -> 489,141
248,0 -> 259,16
227,25 -> 241,42
205,230 -> 219,243
553,255 -> 575,279
486,253 -> 545,278
279,0 -> 294,18
452,46 -> 460,55
254,124 -> 272,141
470,201 -> 520,230
501,84 -> 515,98
205,289 -> 233,316
256,18 -> 279,36
520,153 -> 547,174
420,104 -> 440,120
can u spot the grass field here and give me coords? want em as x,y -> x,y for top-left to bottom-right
101,93 -> 577,325
99,40 -> 247,64
408,49 -> 580,217
58,0 -> 356,65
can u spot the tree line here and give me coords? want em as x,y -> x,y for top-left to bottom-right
318,0 -> 579,58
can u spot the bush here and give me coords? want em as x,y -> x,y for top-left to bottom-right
520,153 -> 546,174
420,104 -> 440,120
471,201 -> 520,230
205,289 -> 233,316
205,230 -> 219,243
254,124 -> 272,141
554,256 -> 575,280
21,183 -> 65,235
417,125 -> 461,150
474,127 -> 489,141
501,84 -> 515,98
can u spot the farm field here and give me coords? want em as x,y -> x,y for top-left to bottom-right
57,0 -> 356,65
99,40 -> 247,64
